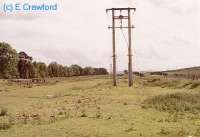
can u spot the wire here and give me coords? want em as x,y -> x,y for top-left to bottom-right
120,28 -> 137,56
120,28 -> 129,48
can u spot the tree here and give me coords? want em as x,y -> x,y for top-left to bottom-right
47,62 -> 59,77
124,70 -> 128,74
64,66 -> 74,77
32,61 -> 39,78
82,67 -> 95,75
27,61 -> 35,78
98,68 -> 108,75
0,42 -> 108,79
94,68 -> 108,75
0,42 -> 19,78
18,51 -> 33,79
36,62 -> 47,78
63,66 -> 69,77
70,65 -> 83,76
58,64 -> 65,77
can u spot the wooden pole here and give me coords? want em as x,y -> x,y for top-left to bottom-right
106,8 -> 135,87
128,8 -> 133,87
112,9 -> 117,86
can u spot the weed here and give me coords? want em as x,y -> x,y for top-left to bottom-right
174,127 -> 189,137
182,82 -> 192,88
0,107 -> 13,130
190,82 -> 200,89
194,128 -> 200,137
95,106 -> 101,119
0,116 -> 12,130
0,107 -> 8,116
123,102 -> 128,105
124,127 -> 134,132
80,109 -> 87,117
64,109 -> 70,119
157,128 -> 170,136
49,115 -> 56,124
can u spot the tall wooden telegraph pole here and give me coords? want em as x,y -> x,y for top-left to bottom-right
112,9 -> 117,87
106,8 -> 136,87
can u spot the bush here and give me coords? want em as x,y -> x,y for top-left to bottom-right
142,92 -> 200,113
0,116 -> 12,130
190,82 -> 200,89
0,107 -> 8,116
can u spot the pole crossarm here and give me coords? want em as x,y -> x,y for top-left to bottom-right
108,26 -> 135,29
106,8 -> 136,12
114,16 -> 129,19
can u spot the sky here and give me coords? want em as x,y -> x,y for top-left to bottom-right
0,0 -> 200,71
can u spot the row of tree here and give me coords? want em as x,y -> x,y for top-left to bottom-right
0,42 -> 108,79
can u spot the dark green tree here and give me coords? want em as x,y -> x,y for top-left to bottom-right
82,67 -> 95,75
36,62 -> 47,78
27,61 -> 35,78
18,51 -> 33,79
47,62 -> 59,77
94,68 -> 108,75
58,64 -> 65,77
64,66 -> 74,77
0,42 -> 19,78
70,65 -> 83,76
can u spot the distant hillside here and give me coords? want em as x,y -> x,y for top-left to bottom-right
164,66 -> 200,75
147,66 -> 200,80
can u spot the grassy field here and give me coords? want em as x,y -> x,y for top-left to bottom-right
1,75 -> 200,137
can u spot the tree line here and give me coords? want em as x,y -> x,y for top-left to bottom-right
0,42 -> 108,79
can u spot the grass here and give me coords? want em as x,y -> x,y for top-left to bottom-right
0,75 -> 200,136
142,92 -> 200,113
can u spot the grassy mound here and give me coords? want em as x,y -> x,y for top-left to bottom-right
142,92 -> 200,113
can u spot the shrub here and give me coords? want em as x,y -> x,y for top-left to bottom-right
0,107 -> 8,116
190,82 -> 200,89
0,117 -> 11,130
142,92 -> 200,113
0,116 -> 13,130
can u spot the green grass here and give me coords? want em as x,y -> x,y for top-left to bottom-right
0,75 -> 200,136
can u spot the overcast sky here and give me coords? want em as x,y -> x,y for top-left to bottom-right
0,0 -> 200,71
